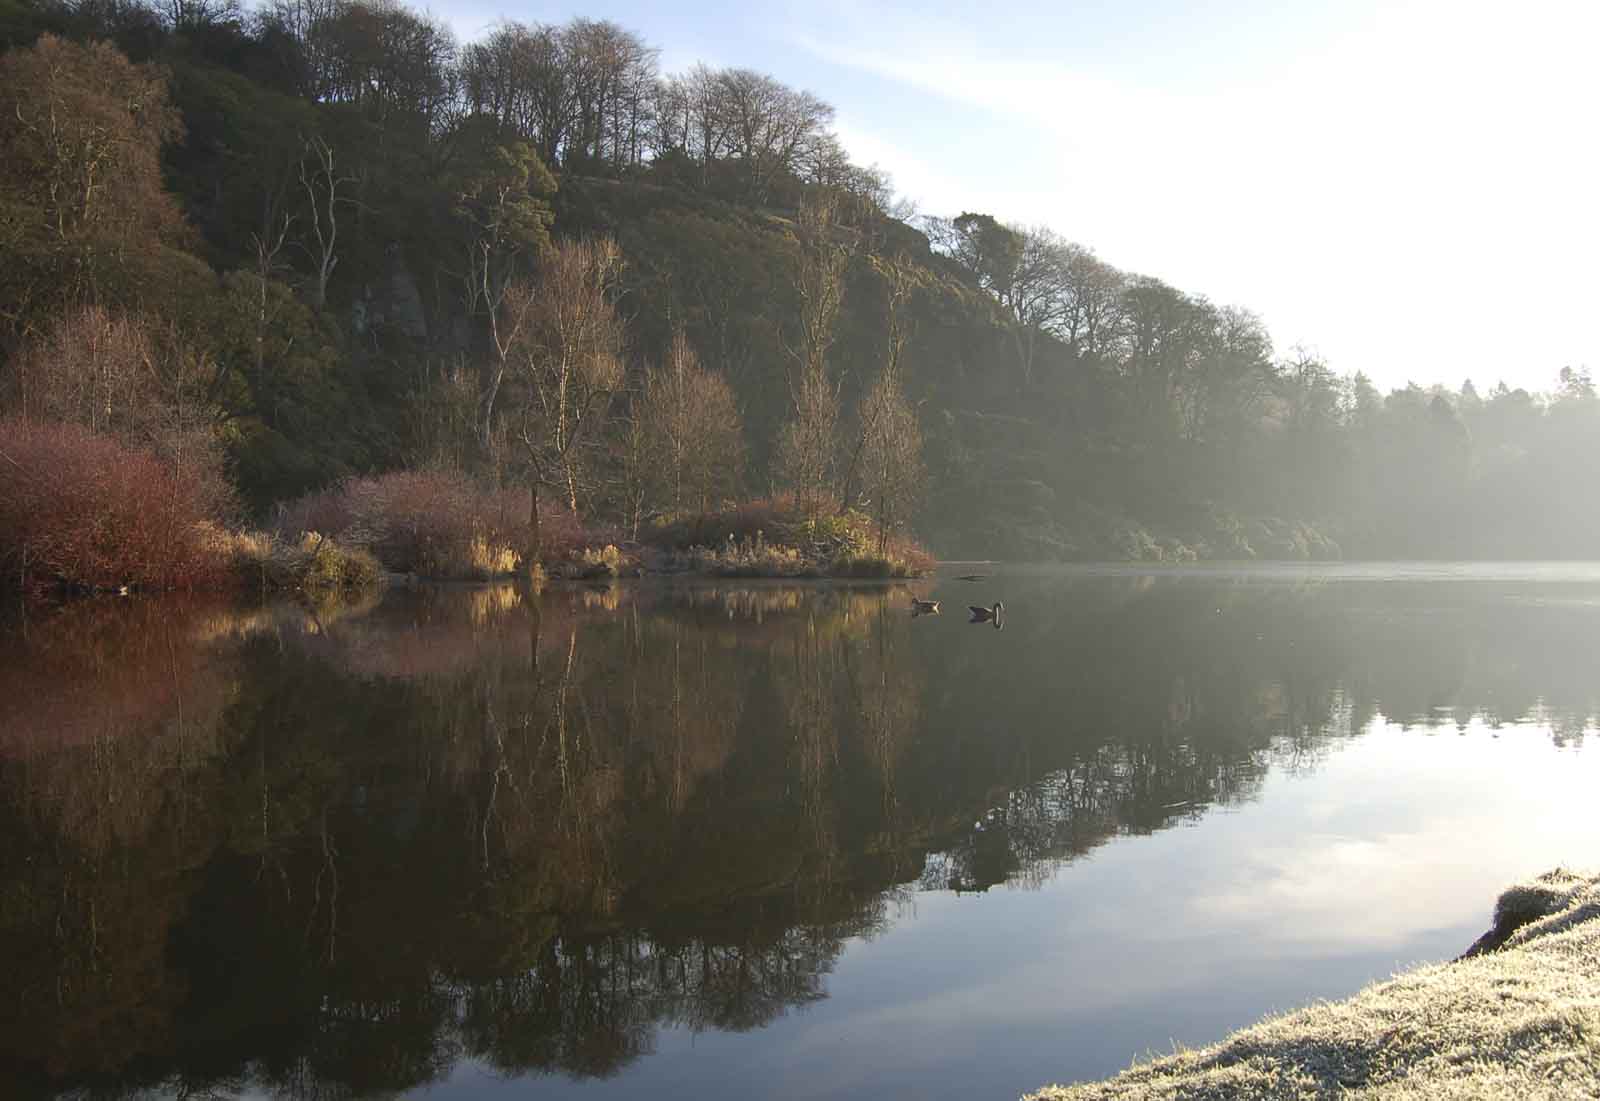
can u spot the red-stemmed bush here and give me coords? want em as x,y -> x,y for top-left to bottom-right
278,470 -> 530,577
538,506 -> 616,564
0,417 -> 231,591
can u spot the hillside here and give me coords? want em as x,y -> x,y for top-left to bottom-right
4,1 -> 1600,564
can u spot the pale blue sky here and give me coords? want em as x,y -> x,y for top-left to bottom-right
431,0 -> 1599,393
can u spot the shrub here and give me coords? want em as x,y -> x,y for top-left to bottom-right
278,470 -> 525,579
274,482 -> 356,543
0,417 -> 231,591
540,507 -> 615,565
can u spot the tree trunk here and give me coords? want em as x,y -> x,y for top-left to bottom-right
527,479 -> 542,576
564,458 -> 580,515
838,433 -> 867,515
478,362 -> 504,467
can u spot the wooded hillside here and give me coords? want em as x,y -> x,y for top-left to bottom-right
3,0 -> 1596,561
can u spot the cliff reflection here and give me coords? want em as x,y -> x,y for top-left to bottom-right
1,574 -> 1598,1097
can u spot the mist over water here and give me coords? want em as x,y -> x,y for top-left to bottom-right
3,565 -> 1598,1100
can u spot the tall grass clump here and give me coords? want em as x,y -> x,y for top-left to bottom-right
211,528 -> 383,592
0,417 -> 232,591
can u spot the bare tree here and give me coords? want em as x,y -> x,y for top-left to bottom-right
614,385 -> 655,540
639,329 -> 745,514
1008,226 -> 1071,386
508,238 -> 626,563
560,19 -> 656,170
4,306 -> 158,436
442,125 -> 556,461
462,19 -> 654,171
855,257 -> 924,548
158,0 -> 241,32
775,370 -> 840,507
296,0 -> 457,125
262,0 -> 344,98
297,135 -> 355,312
839,254 -> 910,511
859,374 -> 924,555
653,64 -> 735,184
248,206 -> 295,378
4,305 -> 223,485
1057,243 -> 1125,362
776,191 -> 847,506
715,68 -> 834,203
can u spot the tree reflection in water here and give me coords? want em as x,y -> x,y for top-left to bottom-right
0,573 -> 1596,1098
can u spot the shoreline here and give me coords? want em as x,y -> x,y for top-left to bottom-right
27,556 -> 1600,603
1026,868 -> 1600,1100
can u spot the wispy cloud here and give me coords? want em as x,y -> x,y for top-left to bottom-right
788,3 -> 1600,385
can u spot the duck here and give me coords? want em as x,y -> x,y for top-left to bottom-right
955,573 -> 989,582
910,597 -> 941,617
967,601 -> 1004,628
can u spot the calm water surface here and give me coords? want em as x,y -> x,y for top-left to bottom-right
3,564 -> 1600,1100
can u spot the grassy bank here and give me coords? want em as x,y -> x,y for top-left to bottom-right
1027,868 -> 1600,1100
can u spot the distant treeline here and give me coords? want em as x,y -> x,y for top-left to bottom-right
1,0 -> 1595,560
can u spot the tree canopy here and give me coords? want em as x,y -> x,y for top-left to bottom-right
2,2 -> 1597,560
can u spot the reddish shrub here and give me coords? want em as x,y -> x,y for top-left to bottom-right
273,482 -> 355,541
278,470 -> 530,577
536,505 -> 591,563
0,418 -> 231,591
279,471 -> 643,576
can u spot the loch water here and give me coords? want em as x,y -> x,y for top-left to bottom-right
4,563 -> 1600,1100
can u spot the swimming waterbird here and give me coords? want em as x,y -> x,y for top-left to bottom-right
968,602 -> 1004,628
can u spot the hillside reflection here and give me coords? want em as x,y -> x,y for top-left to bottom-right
0,574 -> 1595,1098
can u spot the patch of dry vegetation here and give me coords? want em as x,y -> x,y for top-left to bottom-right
276,470 -> 526,580
210,527 -> 383,592
1027,869 -> 1600,1101
644,495 -> 935,578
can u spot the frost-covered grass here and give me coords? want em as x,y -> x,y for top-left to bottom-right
1028,868 -> 1600,1101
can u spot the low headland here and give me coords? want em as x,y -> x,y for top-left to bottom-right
1027,868 -> 1600,1100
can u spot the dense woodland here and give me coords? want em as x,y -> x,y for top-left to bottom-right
2,0 -> 1598,565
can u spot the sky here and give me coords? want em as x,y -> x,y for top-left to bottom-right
430,0 -> 1600,393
